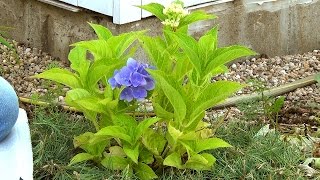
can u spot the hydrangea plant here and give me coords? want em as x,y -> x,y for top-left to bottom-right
35,1 -> 256,179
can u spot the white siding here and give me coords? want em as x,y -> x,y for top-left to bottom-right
78,0 -> 113,16
57,0 -> 226,24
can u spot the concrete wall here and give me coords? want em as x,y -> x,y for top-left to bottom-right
1,0 -> 319,62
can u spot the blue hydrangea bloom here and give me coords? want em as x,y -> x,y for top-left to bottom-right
108,58 -> 155,102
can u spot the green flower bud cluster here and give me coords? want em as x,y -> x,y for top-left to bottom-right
162,0 -> 188,28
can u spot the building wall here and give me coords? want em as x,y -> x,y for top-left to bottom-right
0,0 -> 319,62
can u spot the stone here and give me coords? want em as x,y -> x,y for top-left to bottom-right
0,76 -> 19,142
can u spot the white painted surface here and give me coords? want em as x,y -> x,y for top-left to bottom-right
78,0 -> 113,16
0,109 -> 33,180
55,0 -> 232,24
113,0 -> 142,24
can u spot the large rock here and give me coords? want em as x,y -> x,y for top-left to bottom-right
0,76 -> 19,142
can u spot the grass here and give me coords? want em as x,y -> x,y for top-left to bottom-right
30,107 -> 305,180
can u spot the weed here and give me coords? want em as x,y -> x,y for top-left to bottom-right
237,79 -> 285,129
46,61 -> 61,70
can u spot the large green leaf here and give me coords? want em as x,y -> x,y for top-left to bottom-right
95,126 -> 132,144
89,22 -> 113,40
149,70 -> 186,123
72,40 -> 113,60
204,45 -> 256,76
69,153 -> 95,166
73,132 -> 108,156
123,143 -> 140,164
107,31 -> 144,58
134,118 -> 161,142
138,3 -> 166,21
65,88 -> 91,108
34,68 -> 81,88
164,31 -> 201,75
139,36 -> 172,72
181,138 -> 231,154
163,152 -> 183,169
198,28 -> 218,65
153,102 -> 174,120
142,129 -> 167,156
188,81 -> 243,128
101,155 -> 129,170
87,60 -> 124,89
68,46 -> 90,85
185,153 -> 216,170
134,162 -> 158,180
112,114 -> 137,134
179,10 -> 217,28
139,148 -> 154,164
75,97 -> 109,114
195,138 -> 231,153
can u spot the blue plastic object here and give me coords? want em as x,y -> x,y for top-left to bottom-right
0,76 -> 19,142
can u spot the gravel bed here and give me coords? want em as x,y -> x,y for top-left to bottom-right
210,50 -> 320,125
0,40 -> 319,125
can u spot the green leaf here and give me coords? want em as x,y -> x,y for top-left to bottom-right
123,144 -> 140,164
72,40 -> 113,60
69,153 -> 95,166
134,162 -> 158,180
185,153 -> 216,170
65,88 -> 91,109
148,70 -> 186,123
189,81 -> 243,128
87,60 -> 124,89
316,73 -> 320,84
73,132 -> 108,156
179,10 -> 216,28
163,152 -> 183,169
139,148 -> 154,164
153,102 -> 174,120
139,36 -> 172,72
0,36 -> 14,50
269,96 -> 285,114
134,118 -> 161,142
75,97 -> 108,114
164,31 -> 201,75
205,45 -> 256,76
101,155 -> 129,170
33,68 -> 81,88
142,129 -> 167,156
168,122 -> 183,142
112,114 -> 137,133
89,22 -> 113,40
109,146 -> 126,157
198,28 -> 218,63
195,138 -> 232,153
107,31 -> 144,58
68,46 -> 90,85
95,126 -> 132,144
138,3 -> 166,21
211,65 -> 229,76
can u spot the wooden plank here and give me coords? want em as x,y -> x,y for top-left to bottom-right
113,0 -> 142,24
78,0 -> 113,16
212,75 -> 317,109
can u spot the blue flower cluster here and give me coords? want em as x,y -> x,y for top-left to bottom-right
108,58 -> 155,102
